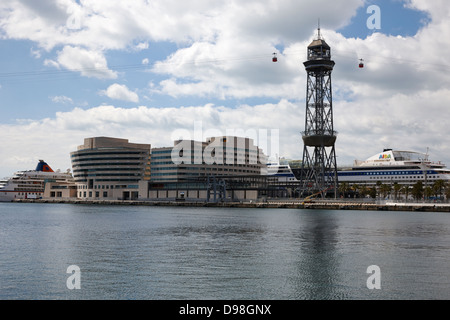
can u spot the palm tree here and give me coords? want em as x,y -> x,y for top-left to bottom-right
339,182 -> 350,198
359,185 -> 370,198
375,181 -> 383,199
380,184 -> 392,199
393,182 -> 402,200
424,186 -> 433,200
445,183 -> 450,202
432,180 -> 446,200
411,181 -> 424,201
369,186 -> 377,199
401,185 -> 411,202
351,184 -> 360,198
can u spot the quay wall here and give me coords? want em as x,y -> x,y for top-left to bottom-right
10,199 -> 450,212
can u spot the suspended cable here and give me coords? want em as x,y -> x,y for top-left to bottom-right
1,47 -> 450,84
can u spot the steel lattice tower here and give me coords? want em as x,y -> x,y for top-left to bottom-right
300,27 -> 338,198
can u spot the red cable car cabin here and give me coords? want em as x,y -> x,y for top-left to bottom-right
272,53 -> 278,62
359,59 -> 364,68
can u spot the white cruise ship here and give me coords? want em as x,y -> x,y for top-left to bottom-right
267,160 -> 298,182
0,160 -> 74,202
338,149 -> 450,185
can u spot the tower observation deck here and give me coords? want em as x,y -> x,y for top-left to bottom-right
300,27 -> 338,198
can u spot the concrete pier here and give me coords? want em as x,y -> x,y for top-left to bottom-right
10,198 -> 450,212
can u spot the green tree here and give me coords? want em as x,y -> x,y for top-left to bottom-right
432,180 -> 446,199
401,185 -> 411,201
424,186 -> 433,200
445,183 -> 450,202
411,181 -> 424,201
369,186 -> 377,199
351,184 -> 360,198
375,181 -> 383,198
339,182 -> 350,198
393,182 -> 401,200
380,184 -> 392,199
359,185 -> 370,198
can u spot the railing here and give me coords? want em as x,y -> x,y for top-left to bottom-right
301,130 -> 338,137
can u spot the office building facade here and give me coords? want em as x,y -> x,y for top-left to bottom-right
143,136 -> 266,201
71,137 -> 151,200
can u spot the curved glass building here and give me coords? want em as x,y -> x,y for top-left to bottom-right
71,137 -> 151,200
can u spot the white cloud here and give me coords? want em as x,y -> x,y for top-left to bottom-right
136,42 -> 149,50
0,102 -> 301,178
335,88 -> 450,165
43,59 -> 60,69
54,46 -> 118,79
152,40 -> 304,100
100,83 -> 139,103
0,0 -> 450,179
407,0 -> 450,22
30,47 -> 41,58
0,0 -> 224,50
50,95 -> 73,104
0,0 -> 363,52
0,95 -> 449,179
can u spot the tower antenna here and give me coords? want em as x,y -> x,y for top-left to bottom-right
317,18 -> 322,39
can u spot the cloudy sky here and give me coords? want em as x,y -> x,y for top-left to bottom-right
0,0 -> 449,177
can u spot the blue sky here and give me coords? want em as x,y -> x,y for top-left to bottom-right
339,0 -> 430,38
0,0 -> 429,120
0,0 -> 449,177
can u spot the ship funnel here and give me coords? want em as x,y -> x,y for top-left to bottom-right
36,160 -> 54,172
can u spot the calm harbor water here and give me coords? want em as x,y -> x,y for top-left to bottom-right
0,202 -> 449,300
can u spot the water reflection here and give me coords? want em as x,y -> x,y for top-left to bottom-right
155,216 -> 271,300
292,211 -> 344,299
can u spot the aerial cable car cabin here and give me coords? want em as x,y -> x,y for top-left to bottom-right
272,53 -> 278,62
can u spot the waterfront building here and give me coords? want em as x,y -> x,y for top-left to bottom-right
43,180 -> 78,199
71,137 -> 151,200
142,136 -> 267,201
151,136 -> 264,182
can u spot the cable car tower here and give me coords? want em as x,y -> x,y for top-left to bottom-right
300,26 -> 338,198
